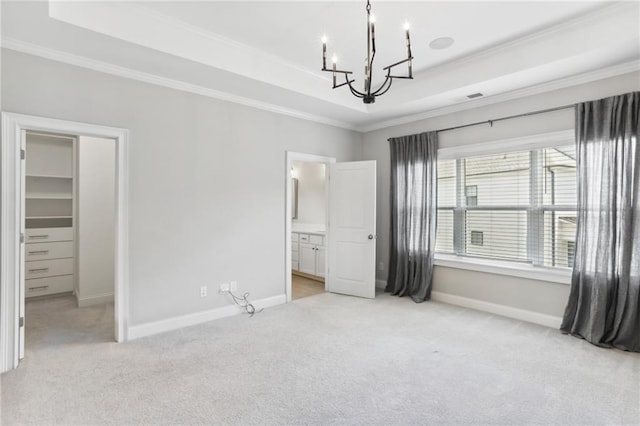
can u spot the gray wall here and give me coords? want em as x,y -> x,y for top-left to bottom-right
1,49 -> 363,326
363,71 -> 640,318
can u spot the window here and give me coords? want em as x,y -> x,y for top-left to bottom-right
470,230 -> 484,246
436,143 -> 576,269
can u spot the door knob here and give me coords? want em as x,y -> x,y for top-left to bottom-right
368,234 -> 374,240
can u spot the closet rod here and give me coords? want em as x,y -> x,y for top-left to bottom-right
436,104 -> 575,133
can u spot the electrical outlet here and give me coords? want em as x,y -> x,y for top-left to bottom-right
378,262 -> 384,271
230,281 -> 237,292
219,283 -> 230,293
200,286 -> 208,297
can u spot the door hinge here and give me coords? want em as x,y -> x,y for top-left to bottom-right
20,233 -> 25,244
19,317 -> 24,327
20,149 -> 25,160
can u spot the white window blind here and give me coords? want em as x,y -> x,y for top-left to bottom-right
436,144 -> 577,269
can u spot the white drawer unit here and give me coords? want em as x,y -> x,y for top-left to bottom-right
26,227 -> 73,243
310,235 -> 324,246
26,275 -> 74,297
25,241 -> 74,261
25,258 -> 74,280
299,233 -> 310,243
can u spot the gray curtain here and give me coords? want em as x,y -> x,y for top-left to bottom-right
386,131 -> 438,302
561,92 -> 640,352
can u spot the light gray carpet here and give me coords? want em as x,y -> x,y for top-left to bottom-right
1,292 -> 639,425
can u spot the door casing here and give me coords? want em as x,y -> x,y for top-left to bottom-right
284,152 -> 335,302
0,112 -> 130,373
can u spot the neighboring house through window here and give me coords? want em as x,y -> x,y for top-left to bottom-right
435,133 -> 577,270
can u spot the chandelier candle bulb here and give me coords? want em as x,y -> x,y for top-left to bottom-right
332,55 -> 337,86
322,35 -> 327,69
364,62 -> 369,91
405,23 -> 412,59
370,15 -> 376,45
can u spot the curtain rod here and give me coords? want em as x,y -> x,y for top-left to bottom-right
436,104 -> 575,133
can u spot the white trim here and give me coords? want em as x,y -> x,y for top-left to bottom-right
438,130 -> 575,160
1,38 -> 357,132
0,112 -> 130,374
0,119 -> 21,374
77,292 -> 114,308
285,152 -> 336,303
430,291 -> 563,329
358,60 -> 640,133
434,254 -> 571,285
376,278 -> 562,327
3,39 -> 638,136
128,294 -> 286,340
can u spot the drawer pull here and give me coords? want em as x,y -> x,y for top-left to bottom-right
29,285 -> 49,291
28,235 -> 49,240
28,267 -> 49,273
28,250 -> 49,255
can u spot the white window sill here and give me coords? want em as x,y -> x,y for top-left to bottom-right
433,253 -> 572,285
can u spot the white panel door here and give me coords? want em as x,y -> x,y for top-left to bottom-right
328,161 -> 376,299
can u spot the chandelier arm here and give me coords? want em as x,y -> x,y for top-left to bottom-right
333,79 -> 357,89
372,76 -> 393,97
382,57 -> 413,72
346,78 -> 366,98
368,49 -> 377,95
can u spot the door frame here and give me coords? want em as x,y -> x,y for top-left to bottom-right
0,112 -> 130,373
285,152 -> 335,302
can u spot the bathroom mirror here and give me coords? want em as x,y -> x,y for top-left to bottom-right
291,178 -> 298,219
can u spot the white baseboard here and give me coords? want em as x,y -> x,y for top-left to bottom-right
430,291 -> 562,329
378,278 -> 561,328
77,292 -> 114,308
127,294 -> 286,340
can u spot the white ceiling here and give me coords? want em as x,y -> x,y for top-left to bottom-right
2,1 -> 639,131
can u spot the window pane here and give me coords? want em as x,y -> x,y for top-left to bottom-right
437,159 -> 456,208
540,145 -> 576,207
435,209 -> 454,253
465,210 -> 528,262
435,143 -> 577,270
542,210 -> 576,268
465,151 -> 530,206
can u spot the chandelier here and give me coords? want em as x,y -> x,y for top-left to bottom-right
321,0 -> 413,104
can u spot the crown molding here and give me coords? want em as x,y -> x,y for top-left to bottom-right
3,39 -> 638,136
1,38 -> 358,131
47,1 -> 364,113
357,60 -> 640,133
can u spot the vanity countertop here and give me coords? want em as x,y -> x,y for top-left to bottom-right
292,230 -> 325,236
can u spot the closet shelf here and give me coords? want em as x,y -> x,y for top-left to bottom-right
26,195 -> 72,200
26,174 -> 73,179
26,215 -> 73,219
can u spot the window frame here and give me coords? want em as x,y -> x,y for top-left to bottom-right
435,130 -> 575,285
